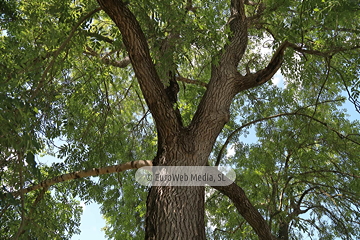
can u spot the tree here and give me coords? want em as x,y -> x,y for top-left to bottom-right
1,0 -> 359,239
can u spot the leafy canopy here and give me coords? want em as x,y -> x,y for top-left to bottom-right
1,0 -> 359,239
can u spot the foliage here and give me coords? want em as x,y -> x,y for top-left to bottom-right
1,0 -> 359,239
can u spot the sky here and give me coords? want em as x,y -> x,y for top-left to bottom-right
70,203 -> 107,240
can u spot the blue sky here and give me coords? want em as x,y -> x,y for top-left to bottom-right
70,203 -> 107,240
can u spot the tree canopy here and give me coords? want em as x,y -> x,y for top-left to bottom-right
1,0 -> 360,239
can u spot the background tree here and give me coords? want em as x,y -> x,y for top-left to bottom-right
1,0 -> 359,239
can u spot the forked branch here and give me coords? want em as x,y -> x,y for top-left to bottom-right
233,41 -> 288,91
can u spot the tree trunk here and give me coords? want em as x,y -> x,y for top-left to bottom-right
278,222 -> 289,240
145,133 -> 210,240
146,185 -> 205,239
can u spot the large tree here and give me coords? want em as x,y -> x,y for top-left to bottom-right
1,0 -> 360,239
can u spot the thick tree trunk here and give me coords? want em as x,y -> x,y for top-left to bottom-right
146,185 -> 205,239
145,135 -> 210,239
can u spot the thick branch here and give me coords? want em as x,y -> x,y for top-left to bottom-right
233,41 -> 288,91
213,183 -> 277,240
178,1 -> 249,160
221,0 -> 248,68
187,1 -> 249,153
254,41 -> 288,83
97,0 -> 180,137
236,39 -> 360,92
10,160 -> 152,198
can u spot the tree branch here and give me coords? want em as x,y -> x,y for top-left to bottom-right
221,0 -> 248,68
253,41 -> 288,84
213,183 -> 277,240
291,187 -> 318,217
236,40 -> 360,92
234,40 -> 288,91
97,0 -> 181,139
9,160 -> 152,198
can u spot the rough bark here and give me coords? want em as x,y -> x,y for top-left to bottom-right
145,136 -> 209,239
146,185 -> 206,239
